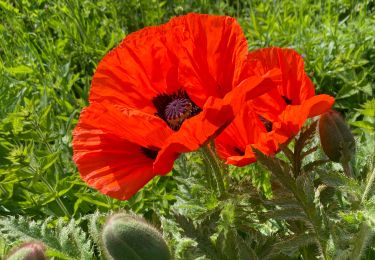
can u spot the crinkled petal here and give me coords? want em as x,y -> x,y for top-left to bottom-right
176,13 -> 248,106
73,128 -> 156,200
73,103 -> 175,199
76,102 -> 173,149
90,13 -> 249,113
247,47 -> 315,104
89,19 -> 188,114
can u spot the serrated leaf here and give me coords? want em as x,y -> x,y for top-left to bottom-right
319,171 -> 361,196
0,216 -> 94,259
267,233 -> 319,258
350,121 -> 374,131
263,208 -> 308,222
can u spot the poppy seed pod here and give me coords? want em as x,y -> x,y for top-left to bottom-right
102,213 -> 170,260
5,241 -> 46,260
318,109 -> 355,163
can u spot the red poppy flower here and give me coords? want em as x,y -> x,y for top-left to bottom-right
215,47 -> 335,166
73,13 -> 281,199
73,14 -> 281,199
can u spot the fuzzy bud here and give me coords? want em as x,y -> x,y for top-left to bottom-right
5,242 -> 46,260
102,213 -> 170,260
318,109 -> 355,163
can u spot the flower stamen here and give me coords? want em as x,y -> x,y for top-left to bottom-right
152,90 -> 201,131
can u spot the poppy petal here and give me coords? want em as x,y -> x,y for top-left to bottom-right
76,102 -> 173,149
247,47 -> 315,104
73,128 -> 156,200
73,103 -> 175,199
89,21 -> 188,114
277,94 -> 335,136
225,146 -> 257,167
305,94 -> 335,117
215,102 -> 275,166
176,13 -> 248,106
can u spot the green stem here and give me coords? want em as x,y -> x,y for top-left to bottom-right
28,165 -> 70,217
361,167 -> 375,203
201,145 -> 226,196
258,150 -> 327,258
32,118 -> 71,217
350,222 -> 374,260
40,175 -> 71,217
203,155 -> 215,191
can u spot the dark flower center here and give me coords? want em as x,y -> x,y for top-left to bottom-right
234,147 -> 245,156
258,115 -> 273,132
140,147 -> 158,160
282,95 -> 292,105
152,90 -> 201,131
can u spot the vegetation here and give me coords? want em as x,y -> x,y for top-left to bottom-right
0,0 -> 374,259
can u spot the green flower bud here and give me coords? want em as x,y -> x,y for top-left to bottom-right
6,242 -> 46,260
319,109 -> 355,163
102,213 -> 170,260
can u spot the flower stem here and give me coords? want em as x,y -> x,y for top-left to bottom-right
201,145 -> 226,196
362,167 -> 375,203
28,164 -> 71,217
40,175 -> 71,217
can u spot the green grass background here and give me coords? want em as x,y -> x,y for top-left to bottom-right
0,0 -> 374,219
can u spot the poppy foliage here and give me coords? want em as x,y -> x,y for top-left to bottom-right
215,47 -> 335,166
73,14 -> 332,200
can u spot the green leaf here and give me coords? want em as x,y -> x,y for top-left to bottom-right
267,234 -> 319,258
41,152 -> 60,171
74,193 -> 110,209
5,65 -> 33,74
319,171 -> 362,196
0,216 -> 94,259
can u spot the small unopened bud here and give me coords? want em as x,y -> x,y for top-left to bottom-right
6,242 -> 46,260
102,213 -> 170,260
319,109 -> 355,163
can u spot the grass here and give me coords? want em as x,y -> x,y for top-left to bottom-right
0,0 -> 374,258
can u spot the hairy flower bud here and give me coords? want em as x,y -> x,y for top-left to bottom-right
318,109 -> 355,163
102,213 -> 170,260
5,242 -> 46,260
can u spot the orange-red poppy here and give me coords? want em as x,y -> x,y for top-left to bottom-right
73,13 -> 280,199
215,47 -> 335,166
73,102 -> 174,199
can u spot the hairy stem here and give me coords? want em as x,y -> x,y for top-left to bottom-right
201,145 -> 226,196
362,167 -> 375,203
350,222 -> 374,260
